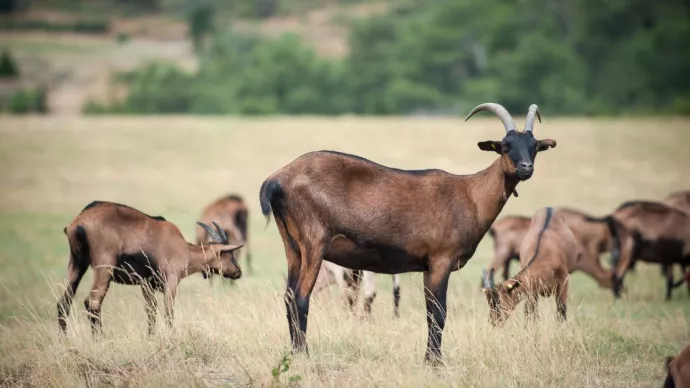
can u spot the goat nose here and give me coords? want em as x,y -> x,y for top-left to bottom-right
520,161 -> 533,169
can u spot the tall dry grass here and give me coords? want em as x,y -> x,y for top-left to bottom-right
0,115 -> 689,387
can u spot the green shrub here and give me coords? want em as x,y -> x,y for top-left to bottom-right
0,19 -> 109,34
0,49 -> 19,78
7,87 -> 48,114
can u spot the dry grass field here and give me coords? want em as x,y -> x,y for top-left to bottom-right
0,115 -> 689,387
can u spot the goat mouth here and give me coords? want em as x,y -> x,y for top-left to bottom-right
516,170 -> 533,180
223,272 -> 242,280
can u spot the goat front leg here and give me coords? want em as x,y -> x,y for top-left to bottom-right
84,266 -> 112,336
423,259 -> 452,366
163,276 -> 179,329
142,283 -> 158,337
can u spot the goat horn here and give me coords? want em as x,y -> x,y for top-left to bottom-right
524,104 -> 541,132
212,221 -> 229,244
465,103 -> 517,133
197,222 -> 222,243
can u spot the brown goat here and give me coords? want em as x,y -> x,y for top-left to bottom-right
623,190 -> 690,275
259,102 -> 557,364
57,201 -> 243,335
481,207 -> 580,324
607,200 -> 690,300
197,194 -> 252,277
664,343 -> 690,388
486,208 -> 614,289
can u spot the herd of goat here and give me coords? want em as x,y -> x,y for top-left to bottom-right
54,103 -> 689,385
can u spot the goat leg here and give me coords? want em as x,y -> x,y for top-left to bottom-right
141,283 -> 158,337
84,267 -> 112,336
57,261 -> 87,334
423,260 -> 452,366
393,274 -> 401,319
291,243 -> 326,354
163,276 -> 179,329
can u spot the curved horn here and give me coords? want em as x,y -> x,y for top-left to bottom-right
197,222 -> 222,243
524,104 -> 541,132
465,103 -> 517,133
212,221 -> 229,244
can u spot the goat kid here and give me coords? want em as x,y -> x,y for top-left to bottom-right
57,201 -> 243,335
314,261 -> 401,318
260,102 -> 556,364
481,207 -> 580,324
485,207 -> 614,289
197,193 -> 252,280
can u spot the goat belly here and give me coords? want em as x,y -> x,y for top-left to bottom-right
112,252 -> 160,285
324,235 -> 428,273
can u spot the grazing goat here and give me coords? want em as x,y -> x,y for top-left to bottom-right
606,200 -> 690,300
485,208 -> 614,289
481,207 -> 580,324
197,194 -> 252,277
57,201 -> 243,335
314,261 -> 401,317
664,343 -> 690,388
259,102 -> 557,364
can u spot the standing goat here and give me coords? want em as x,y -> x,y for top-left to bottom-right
485,208 -> 614,289
481,207 -> 581,324
259,102 -> 557,364
57,201 -> 243,335
314,261 -> 401,318
606,200 -> 690,300
197,194 -> 252,278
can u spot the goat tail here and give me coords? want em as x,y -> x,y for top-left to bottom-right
259,179 -> 283,226
69,224 -> 91,266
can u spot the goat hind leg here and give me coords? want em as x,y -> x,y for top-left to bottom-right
555,282 -> 568,322
84,266 -> 112,335
292,236 -> 328,354
57,261 -> 88,333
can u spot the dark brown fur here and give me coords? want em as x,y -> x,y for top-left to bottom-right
259,103 -> 556,364
608,200 -> 690,300
665,344 -> 690,388
486,208 -> 614,289
482,207 -> 581,324
57,201 -> 243,335
197,194 -> 252,276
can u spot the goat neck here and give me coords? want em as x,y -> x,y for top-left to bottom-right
468,157 -> 520,232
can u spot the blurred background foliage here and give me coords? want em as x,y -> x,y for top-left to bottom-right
1,0 -> 689,115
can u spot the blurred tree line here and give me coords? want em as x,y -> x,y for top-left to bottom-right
88,0 -> 690,115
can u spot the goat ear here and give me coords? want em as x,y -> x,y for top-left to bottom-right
221,244 -> 244,253
504,279 -> 520,293
536,139 -> 557,152
478,141 -> 502,154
